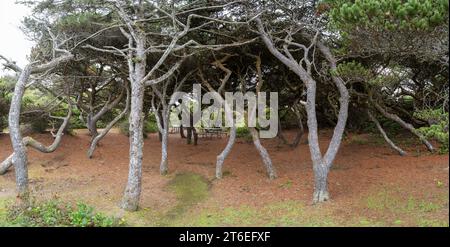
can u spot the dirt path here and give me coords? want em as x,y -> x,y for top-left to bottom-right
0,129 -> 448,226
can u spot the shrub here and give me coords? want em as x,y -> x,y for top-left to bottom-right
145,120 -> 159,134
0,77 -> 13,132
6,199 -> 123,227
236,126 -> 250,137
0,116 -> 6,133
236,126 -> 253,142
118,119 -> 132,136
119,117 -> 159,138
414,109 -> 449,154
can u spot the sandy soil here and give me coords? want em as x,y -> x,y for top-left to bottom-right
0,129 -> 448,226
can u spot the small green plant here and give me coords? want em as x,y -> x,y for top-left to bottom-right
6,199 -> 123,227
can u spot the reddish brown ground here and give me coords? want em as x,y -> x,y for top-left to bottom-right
0,129 -> 448,226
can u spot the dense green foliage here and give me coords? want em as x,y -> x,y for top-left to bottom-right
414,109 -> 449,153
0,77 -> 13,131
328,0 -> 448,30
119,114 -> 159,138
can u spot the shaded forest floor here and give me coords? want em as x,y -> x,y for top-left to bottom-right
0,129 -> 448,226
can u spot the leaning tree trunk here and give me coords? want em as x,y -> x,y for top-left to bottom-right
373,101 -> 434,152
87,85 -> 130,158
6,65 -> 32,198
367,110 -> 406,156
250,127 -> 277,179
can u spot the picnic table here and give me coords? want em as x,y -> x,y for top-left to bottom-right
198,128 -> 228,138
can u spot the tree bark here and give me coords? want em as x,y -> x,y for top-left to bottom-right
87,85 -> 130,158
250,127 -> 277,179
215,100 -> 236,179
153,104 -> 170,175
192,127 -> 198,145
1,103 -> 72,174
160,125 -> 169,175
198,68 -> 236,179
179,124 -> 186,138
247,53 -> 277,179
186,126 -> 192,144
7,65 -> 32,198
216,129 -> 236,178
86,114 -> 99,138
121,36 -> 146,211
257,18 -> 349,203
85,87 -> 125,140
367,110 -> 406,156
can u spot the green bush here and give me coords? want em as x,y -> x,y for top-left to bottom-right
118,119 -> 132,136
236,126 -> 250,137
6,200 -> 123,227
145,121 -> 159,134
414,109 -> 449,154
0,77 -> 13,132
0,117 -> 6,133
236,126 -> 253,142
119,117 -> 159,138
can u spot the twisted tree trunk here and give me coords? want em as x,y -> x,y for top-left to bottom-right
258,19 -> 349,203
250,127 -> 276,179
247,54 -> 277,179
1,105 -> 72,175
87,85 -> 130,158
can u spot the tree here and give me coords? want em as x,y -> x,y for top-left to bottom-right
252,0 -> 350,203
0,41 -> 74,198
